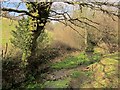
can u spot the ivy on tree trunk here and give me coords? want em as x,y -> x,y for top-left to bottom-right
21,2 -> 52,72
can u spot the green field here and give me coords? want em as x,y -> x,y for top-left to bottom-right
1,18 -> 18,47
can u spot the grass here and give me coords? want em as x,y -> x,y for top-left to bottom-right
70,70 -> 93,78
103,52 -> 119,60
1,18 -> 18,46
51,52 -> 101,70
42,78 -> 71,88
24,52 -> 118,88
25,83 -> 42,89
24,76 -> 71,89
70,71 -> 82,78
1,17 -> 119,89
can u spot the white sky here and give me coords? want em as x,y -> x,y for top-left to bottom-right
2,0 -> 120,2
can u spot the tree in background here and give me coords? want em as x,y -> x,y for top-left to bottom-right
72,4 -> 119,53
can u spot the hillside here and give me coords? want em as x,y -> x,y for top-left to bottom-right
1,17 -> 18,48
23,51 -> 119,88
2,17 -> 119,89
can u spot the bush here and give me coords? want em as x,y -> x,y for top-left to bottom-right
2,57 -> 26,89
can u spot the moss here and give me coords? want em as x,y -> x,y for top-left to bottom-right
81,53 -> 119,88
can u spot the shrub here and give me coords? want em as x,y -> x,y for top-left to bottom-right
2,57 -> 26,89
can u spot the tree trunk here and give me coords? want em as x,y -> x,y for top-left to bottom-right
85,32 -> 95,60
26,27 -> 44,74
21,2 -> 52,74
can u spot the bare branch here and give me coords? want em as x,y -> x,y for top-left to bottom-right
1,8 -> 39,19
58,20 -> 85,39
65,1 -> 120,17
80,17 -> 100,25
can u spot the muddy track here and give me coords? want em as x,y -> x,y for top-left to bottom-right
45,65 -> 87,81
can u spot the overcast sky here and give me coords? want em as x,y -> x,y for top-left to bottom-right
1,0 -> 119,16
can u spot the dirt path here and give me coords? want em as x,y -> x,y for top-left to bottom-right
45,51 -> 88,81
46,65 -> 87,81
